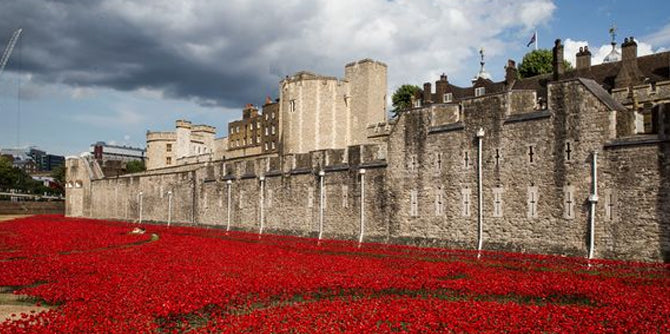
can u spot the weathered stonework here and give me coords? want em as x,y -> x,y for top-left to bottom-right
67,44 -> 670,262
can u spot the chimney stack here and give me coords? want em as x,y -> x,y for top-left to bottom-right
505,59 -> 518,86
423,82 -> 432,104
576,46 -> 592,69
552,39 -> 565,80
621,37 -> 638,61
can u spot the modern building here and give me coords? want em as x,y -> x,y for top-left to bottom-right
90,142 -> 145,163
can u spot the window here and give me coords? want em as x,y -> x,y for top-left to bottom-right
435,152 -> 442,173
463,151 -> 470,169
565,141 -> 573,161
527,186 -> 538,218
272,112 -> 276,119
413,99 -> 422,108
271,141 -> 276,150
474,87 -> 485,97
435,187 -> 445,216
493,187 -> 503,217
265,127 -> 269,136
564,186 -> 575,219
272,126 -> 276,135
461,188 -> 471,217
236,126 -> 240,133
166,143 -> 172,152
410,190 -> 419,217
307,187 -> 314,208
443,93 -> 453,103
289,100 -> 296,112
528,145 -> 536,164
342,185 -> 349,208
264,143 -> 268,151
166,157 -> 172,165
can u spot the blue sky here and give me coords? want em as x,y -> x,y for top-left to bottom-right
1,0 -> 669,156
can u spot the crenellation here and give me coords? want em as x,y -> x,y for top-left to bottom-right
67,44 -> 670,262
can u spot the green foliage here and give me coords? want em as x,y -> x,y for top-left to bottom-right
126,160 -> 146,174
518,49 -> 573,78
0,157 -> 54,195
51,165 -> 65,185
391,84 -> 421,116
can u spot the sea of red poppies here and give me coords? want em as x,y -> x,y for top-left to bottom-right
0,215 -> 668,333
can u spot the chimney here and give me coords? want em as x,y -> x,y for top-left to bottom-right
505,59 -> 518,85
615,37 -> 643,87
576,46 -> 592,69
621,37 -> 638,61
552,39 -> 564,80
423,82 -> 432,104
435,73 -> 449,101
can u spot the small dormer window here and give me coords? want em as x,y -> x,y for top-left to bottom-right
443,93 -> 453,103
475,87 -> 485,97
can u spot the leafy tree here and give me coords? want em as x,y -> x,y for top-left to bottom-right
51,165 -> 65,185
518,49 -> 573,78
391,84 -> 421,117
126,160 -> 146,174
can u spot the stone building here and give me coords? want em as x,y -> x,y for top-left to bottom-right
145,120 -> 222,170
66,37 -> 670,262
280,59 -> 387,155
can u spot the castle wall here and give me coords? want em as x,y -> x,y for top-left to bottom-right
66,78 -> 669,262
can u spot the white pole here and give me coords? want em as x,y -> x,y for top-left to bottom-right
138,191 -> 143,224
318,170 -> 325,240
167,190 -> 172,227
535,30 -> 538,51
259,176 -> 265,235
476,128 -> 485,257
226,180 -> 232,232
359,168 -> 366,244
588,151 -> 599,260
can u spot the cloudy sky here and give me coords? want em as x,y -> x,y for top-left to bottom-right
1,0 -> 669,156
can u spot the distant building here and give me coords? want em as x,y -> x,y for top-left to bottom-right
90,142 -> 145,162
146,120 -> 225,170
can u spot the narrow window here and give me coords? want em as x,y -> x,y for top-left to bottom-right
272,126 -> 276,135
475,87 -> 485,97
166,143 -> 172,152
435,187 -> 445,216
461,188 -> 471,217
604,189 -> 615,221
308,187 -> 314,208
564,186 -> 575,219
435,152 -> 442,173
271,141 -> 276,150
527,186 -> 538,218
166,157 -> 172,165
565,141 -> 572,161
494,148 -> 501,167
289,100 -> 296,112
528,145 -> 535,164
342,185 -> 349,208
265,127 -> 269,136
463,151 -> 470,169
410,190 -> 419,217
443,93 -> 453,103
408,154 -> 417,172
493,187 -> 503,217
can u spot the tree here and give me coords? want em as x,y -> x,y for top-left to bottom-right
391,84 -> 421,117
126,160 -> 146,174
518,49 -> 573,78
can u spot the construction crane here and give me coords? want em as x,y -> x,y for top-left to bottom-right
0,28 -> 22,77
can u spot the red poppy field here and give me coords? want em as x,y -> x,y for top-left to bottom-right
0,215 -> 668,333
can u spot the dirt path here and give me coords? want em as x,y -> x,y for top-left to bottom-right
0,290 -> 50,322
0,215 -> 33,222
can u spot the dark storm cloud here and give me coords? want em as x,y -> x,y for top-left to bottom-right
1,0 -> 558,109
0,0 -> 320,108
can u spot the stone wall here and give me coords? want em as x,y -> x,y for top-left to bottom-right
66,78 -> 670,262
0,201 -> 64,215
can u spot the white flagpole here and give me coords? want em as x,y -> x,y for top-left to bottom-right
535,30 -> 538,50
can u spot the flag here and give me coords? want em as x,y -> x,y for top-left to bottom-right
526,32 -> 536,47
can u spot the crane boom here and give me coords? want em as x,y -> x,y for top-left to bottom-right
0,28 -> 22,77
